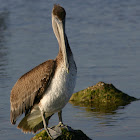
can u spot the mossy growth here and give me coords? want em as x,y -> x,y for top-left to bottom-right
70,82 -> 137,113
31,126 -> 91,140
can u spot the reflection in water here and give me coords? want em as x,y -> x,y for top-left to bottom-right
70,101 -> 128,128
70,101 -> 127,115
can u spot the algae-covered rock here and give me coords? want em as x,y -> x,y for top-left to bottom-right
31,126 -> 91,140
70,82 -> 137,113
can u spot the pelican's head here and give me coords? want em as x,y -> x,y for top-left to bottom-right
52,4 -> 69,73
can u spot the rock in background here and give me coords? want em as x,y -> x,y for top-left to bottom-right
70,82 -> 138,113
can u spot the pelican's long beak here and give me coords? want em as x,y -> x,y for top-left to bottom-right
56,18 -> 69,73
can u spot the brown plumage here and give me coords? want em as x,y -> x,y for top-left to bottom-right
10,60 -> 56,124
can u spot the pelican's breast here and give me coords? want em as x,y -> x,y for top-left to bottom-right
39,56 -> 77,114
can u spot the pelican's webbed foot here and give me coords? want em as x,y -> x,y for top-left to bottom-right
56,122 -> 74,132
47,127 -> 62,140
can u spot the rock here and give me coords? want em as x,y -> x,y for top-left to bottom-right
31,126 -> 91,140
70,82 -> 138,113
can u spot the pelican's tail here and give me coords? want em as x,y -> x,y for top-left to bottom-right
18,106 -> 44,133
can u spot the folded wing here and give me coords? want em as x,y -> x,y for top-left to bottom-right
10,60 -> 56,124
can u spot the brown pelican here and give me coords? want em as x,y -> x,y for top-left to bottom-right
10,4 -> 77,139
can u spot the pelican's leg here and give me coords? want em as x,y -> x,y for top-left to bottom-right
58,110 -> 64,126
41,111 -> 62,140
57,110 -> 73,132
41,111 -> 53,139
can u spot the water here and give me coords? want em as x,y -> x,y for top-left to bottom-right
0,0 -> 140,139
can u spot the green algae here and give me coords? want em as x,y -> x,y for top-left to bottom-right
70,82 -> 137,113
31,126 -> 91,140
